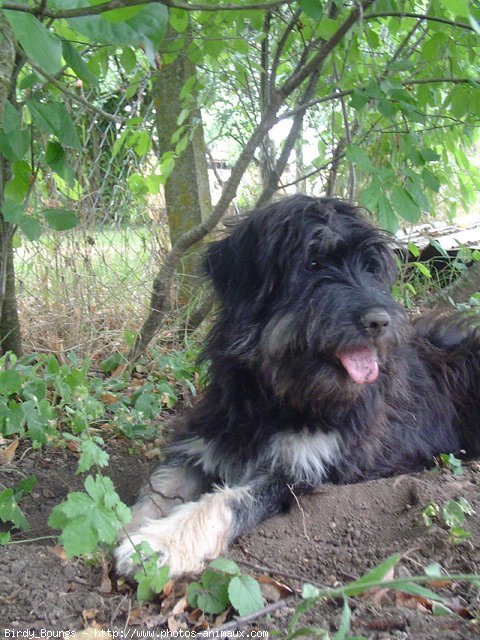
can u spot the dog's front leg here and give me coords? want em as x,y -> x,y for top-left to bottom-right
115,474 -> 291,578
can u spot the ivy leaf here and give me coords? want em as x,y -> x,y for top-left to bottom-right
4,12 -> 62,74
228,575 -> 264,616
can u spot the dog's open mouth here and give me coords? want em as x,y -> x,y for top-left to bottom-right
336,347 -> 379,384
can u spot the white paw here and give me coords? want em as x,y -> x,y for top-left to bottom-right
115,493 -> 235,578
115,526 -> 205,578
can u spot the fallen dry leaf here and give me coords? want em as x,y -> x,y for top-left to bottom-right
163,580 -> 174,597
171,596 -> 188,616
167,616 -> 187,632
101,393 -> 119,405
259,575 -> 294,601
187,609 -> 204,624
214,607 -> 231,627
0,439 -> 19,464
362,566 -> 395,604
82,609 -> 99,625
48,545 -> 67,561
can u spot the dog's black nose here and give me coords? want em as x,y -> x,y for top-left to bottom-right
360,308 -> 391,337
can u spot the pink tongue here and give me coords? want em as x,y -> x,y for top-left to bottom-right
337,347 -> 379,384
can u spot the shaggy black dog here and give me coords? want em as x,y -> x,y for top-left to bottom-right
116,195 -> 480,577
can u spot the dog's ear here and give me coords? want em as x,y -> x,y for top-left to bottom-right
204,219 -> 260,309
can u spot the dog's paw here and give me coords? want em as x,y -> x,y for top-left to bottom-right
115,523 -> 207,578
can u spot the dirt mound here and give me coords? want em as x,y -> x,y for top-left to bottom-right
1,447 -> 480,638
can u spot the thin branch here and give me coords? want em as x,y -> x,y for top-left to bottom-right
364,12 -> 474,32
2,0 -> 296,19
270,8 -> 302,92
196,600 -> 289,638
279,0 -> 376,98
25,57 -> 123,124
279,77 -> 478,121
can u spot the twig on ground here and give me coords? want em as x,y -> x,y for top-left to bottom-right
195,599 -> 289,637
288,484 -> 309,539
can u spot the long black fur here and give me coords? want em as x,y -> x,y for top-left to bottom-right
116,195 -> 480,576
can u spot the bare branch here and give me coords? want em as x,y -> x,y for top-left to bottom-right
364,12 -> 474,32
26,57 -> 123,124
2,0 -> 296,20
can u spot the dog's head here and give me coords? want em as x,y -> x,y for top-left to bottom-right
205,195 -> 408,409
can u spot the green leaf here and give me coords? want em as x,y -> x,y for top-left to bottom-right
390,187 -> 421,224
62,40 -> 98,86
228,574 -> 264,616
0,532 -> 11,545
19,216 -> 42,242
41,208 -> 79,231
0,488 -> 30,530
49,474 -> 131,557
4,161 -> 32,202
344,554 -> 401,596
377,194 -> 398,234
135,562 -> 169,602
333,598 -> 352,640
0,370 -> 23,396
345,146 -> 375,172
170,8 -> 189,33
45,142 -> 74,183
27,101 -> 81,149
421,168 -> 441,193
299,0 -> 323,21
77,439 -> 109,473
190,570 -> 231,614
62,516 -> 99,556
65,2 -> 168,50
209,557 -> 240,575
4,12 -> 62,74
0,129 -> 29,162
439,0 -> 469,17
101,352 -> 124,373
2,101 -> 20,134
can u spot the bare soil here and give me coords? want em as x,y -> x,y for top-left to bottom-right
1,444 -> 480,639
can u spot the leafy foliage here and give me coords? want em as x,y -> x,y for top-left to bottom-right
187,558 -> 264,616
282,554 -> 480,639
48,474 -> 131,556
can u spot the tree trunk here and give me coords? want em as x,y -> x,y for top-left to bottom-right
0,17 -> 22,357
153,27 -> 212,307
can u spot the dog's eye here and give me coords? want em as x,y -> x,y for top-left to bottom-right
306,258 -> 321,271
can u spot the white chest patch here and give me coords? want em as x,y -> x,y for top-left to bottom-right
269,428 -> 342,485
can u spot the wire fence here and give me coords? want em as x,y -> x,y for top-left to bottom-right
15,80 -> 174,360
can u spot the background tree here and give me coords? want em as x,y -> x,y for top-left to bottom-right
0,0 -> 478,360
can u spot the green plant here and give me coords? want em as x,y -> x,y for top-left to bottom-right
422,497 -> 474,542
439,453 -> 463,476
279,554 -> 480,639
187,558 -> 264,617
132,542 -> 170,603
0,475 -> 36,543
